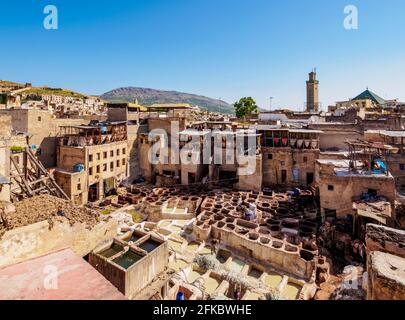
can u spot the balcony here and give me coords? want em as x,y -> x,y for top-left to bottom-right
58,122 -> 127,147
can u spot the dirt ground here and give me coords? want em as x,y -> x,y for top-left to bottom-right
0,195 -> 102,237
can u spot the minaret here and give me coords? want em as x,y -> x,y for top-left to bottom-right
306,69 -> 319,112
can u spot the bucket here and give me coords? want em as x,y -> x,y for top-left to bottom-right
73,163 -> 85,172
176,292 -> 185,300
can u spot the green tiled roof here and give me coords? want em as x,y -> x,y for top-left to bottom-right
352,89 -> 386,105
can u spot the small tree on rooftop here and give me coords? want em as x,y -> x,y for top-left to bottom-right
234,97 -> 258,119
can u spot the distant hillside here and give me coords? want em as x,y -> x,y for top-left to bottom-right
0,80 -> 90,99
0,79 -> 26,91
21,87 -> 89,99
101,87 -> 234,114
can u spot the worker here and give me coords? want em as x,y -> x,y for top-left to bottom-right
56,207 -> 65,217
210,239 -> 219,255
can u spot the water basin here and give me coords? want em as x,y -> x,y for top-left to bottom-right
204,277 -> 220,294
186,242 -> 201,252
187,270 -> 204,283
168,240 -> 183,252
160,221 -> 171,228
248,268 -> 262,279
129,234 -> 142,243
244,292 -> 263,300
229,258 -> 245,273
199,246 -> 212,255
282,283 -> 301,300
169,225 -> 183,233
168,259 -> 189,272
139,240 -> 160,253
113,251 -> 143,269
99,244 -> 123,258
263,272 -> 283,288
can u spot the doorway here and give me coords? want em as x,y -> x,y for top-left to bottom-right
306,172 -> 314,185
88,183 -> 98,202
281,170 -> 287,184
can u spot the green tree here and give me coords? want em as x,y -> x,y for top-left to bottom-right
233,97 -> 258,118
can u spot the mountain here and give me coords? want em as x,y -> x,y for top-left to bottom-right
101,87 -> 234,114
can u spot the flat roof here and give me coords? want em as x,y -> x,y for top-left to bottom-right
61,121 -> 127,130
193,121 -> 233,124
251,125 -> 283,130
317,159 -> 363,167
147,103 -> 193,110
370,251 -> 405,287
250,125 -> 322,134
368,130 -> 405,138
0,248 -> 126,300
289,129 -> 323,134
179,129 -> 211,136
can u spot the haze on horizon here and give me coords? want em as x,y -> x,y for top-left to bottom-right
1,0 -> 404,111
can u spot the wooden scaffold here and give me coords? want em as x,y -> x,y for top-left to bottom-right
9,147 -> 69,202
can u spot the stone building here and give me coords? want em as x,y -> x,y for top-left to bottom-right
0,113 -> 11,202
8,108 -> 87,168
55,122 -> 128,204
316,159 -> 396,223
336,89 -> 387,110
257,126 -> 322,187
366,224 -> 405,300
306,71 -> 319,112
106,103 -> 141,183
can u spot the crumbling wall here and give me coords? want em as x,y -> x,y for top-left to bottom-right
238,155 -> 262,192
365,224 -> 405,258
0,219 -> 118,268
367,251 -> 405,300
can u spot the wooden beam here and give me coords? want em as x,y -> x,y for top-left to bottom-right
10,156 -> 33,196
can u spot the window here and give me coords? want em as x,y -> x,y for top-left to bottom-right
280,161 -> 285,166
96,153 -> 100,160
303,156 -> 308,163
117,149 -> 120,156
96,165 -> 100,173
122,148 -> 126,155
38,116 -> 41,121
268,154 -> 273,160
103,164 -> 107,172
328,185 -> 334,191
77,183 -> 81,191
116,160 -> 120,167
89,167 -> 93,175
88,154 -> 93,162
110,162 -> 114,171
103,151 -> 107,159
122,158 -> 126,166
400,164 -> 405,171
110,150 -> 114,157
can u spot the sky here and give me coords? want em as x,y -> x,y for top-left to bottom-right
1,0 -> 405,110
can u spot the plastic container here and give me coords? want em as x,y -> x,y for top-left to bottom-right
176,292 -> 185,300
73,163 -> 85,172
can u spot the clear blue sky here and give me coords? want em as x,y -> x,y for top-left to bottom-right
1,0 -> 405,110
